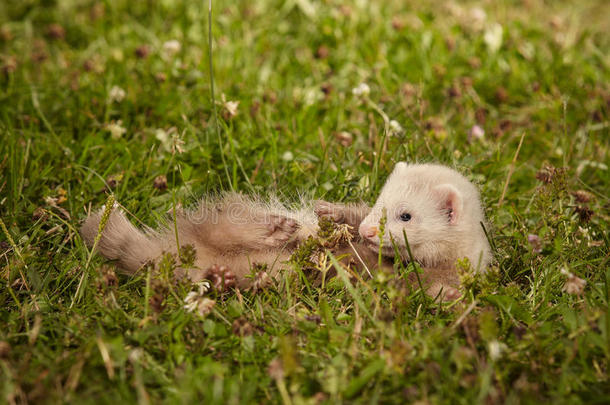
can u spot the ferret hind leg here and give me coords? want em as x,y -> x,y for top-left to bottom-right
175,194 -> 303,253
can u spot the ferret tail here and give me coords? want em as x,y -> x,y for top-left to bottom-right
80,207 -> 163,274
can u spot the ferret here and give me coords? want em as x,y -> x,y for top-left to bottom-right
81,162 -> 491,300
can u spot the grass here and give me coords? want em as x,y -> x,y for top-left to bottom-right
1,0 -> 609,403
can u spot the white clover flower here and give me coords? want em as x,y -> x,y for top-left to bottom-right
220,93 -> 239,118
183,281 -> 214,317
282,151 -> 294,161
223,100 -> 239,118
389,120 -> 404,136
155,128 -> 169,145
108,85 -> 126,103
484,23 -> 503,53
183,292 -> 200,310
488,340 -> 506,361
304,87 -> 321,106
195,280 -> 211,295
106,120 -> 127,140
162,40 -> 181,57
352,83 -> 370,97
183,297 -> 215,317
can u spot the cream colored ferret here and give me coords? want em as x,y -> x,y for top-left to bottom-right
81,162 -> 491,299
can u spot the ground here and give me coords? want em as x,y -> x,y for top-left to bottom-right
0,0 -> 609,403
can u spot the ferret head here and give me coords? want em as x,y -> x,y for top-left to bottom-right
359,162 -> 482,267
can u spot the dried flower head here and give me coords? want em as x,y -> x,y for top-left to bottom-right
536,168 -> 553,184
447,84 -> 461,98
32,207 -> 48,222
100,265 -> 118,288
401,82 -> 417,98
44,195 -> 71,219
574,206 -> 593,222
267,358 -> 284,380
106,173 -> 123,189
315,45 -> 329,59
1,55 -> 17,74
46,24 -> 66,40
153,175 -> 168,191
535,165 -> 567,186
250,270 -> 272,292
572,190 -> 592,203
135,45 -> 151,59
527,234 -> 542,253
206,265 -> 236,292
560,268 -> 586,295
495,86 -> 508,103
334,131 -> 353,147
392,16 -> 406,31
320,83 -> 333,97
149,280 -> 168,314
232,317 -> 254,336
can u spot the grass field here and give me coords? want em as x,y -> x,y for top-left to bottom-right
1,0 -> 609,403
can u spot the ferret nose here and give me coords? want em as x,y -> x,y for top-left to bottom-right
359,224 -> 378,238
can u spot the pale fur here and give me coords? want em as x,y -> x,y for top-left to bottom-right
81,193 -> 319,288
80,162 -> 492,299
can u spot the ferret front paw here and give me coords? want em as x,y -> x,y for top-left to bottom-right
264,215 -> 300,246
314,200 -> 344,222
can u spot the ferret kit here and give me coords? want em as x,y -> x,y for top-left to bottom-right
81,162 -> 492,300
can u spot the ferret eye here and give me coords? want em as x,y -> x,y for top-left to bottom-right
399,213 -> 412,222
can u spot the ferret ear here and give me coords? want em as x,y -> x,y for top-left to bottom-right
432,184 -> 463,225
394,162 -> 408,172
